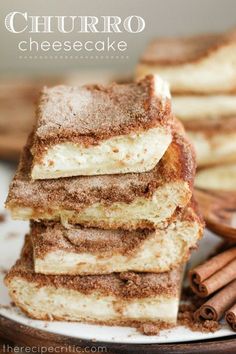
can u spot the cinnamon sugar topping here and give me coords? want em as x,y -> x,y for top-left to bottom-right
32,75 -> 171,152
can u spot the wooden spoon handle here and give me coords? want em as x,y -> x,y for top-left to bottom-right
194,188 -> 236,241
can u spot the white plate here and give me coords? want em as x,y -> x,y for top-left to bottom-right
0,161 -> 234,344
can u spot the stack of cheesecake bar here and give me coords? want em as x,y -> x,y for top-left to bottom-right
5,75 -> 203,334
137,29 -> 236,191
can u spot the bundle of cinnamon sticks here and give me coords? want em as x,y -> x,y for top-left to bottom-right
189,247 -> 236,331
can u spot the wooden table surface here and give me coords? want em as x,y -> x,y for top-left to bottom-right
0,315 -> 236,354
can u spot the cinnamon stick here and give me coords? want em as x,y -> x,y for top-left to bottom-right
193,308 -> 203,322
189,247 -> 236,297
225,303 -> 236,331
199,280 -> 236,321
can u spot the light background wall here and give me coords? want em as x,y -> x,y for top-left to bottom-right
0,0 -> 235,76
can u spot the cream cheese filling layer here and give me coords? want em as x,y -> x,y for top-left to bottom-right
31,126 -> 172,179
9,278 -> 179,323
34,221 -> 200,275
10,182 -> 191,229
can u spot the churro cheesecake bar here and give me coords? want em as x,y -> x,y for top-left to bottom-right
188,130 -> 236,167
6,126 -> 195,230
136,30 -> 236,94
31,202 -> 203,275
172,95 -> 236,125
5,237 -> 183,333
196,163 -> 236,191
31,75 -> 172,179
169,95 -> 236,167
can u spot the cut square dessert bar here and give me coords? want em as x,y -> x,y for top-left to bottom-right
6,126 -> 195,230
188,130 -> 236,167
5,237 -> 183,333
172,95 -> 236,124
31,202 -> 203,275
31,75 -> 172,179
136,30 -> 236,94
195,162 -> 236,191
